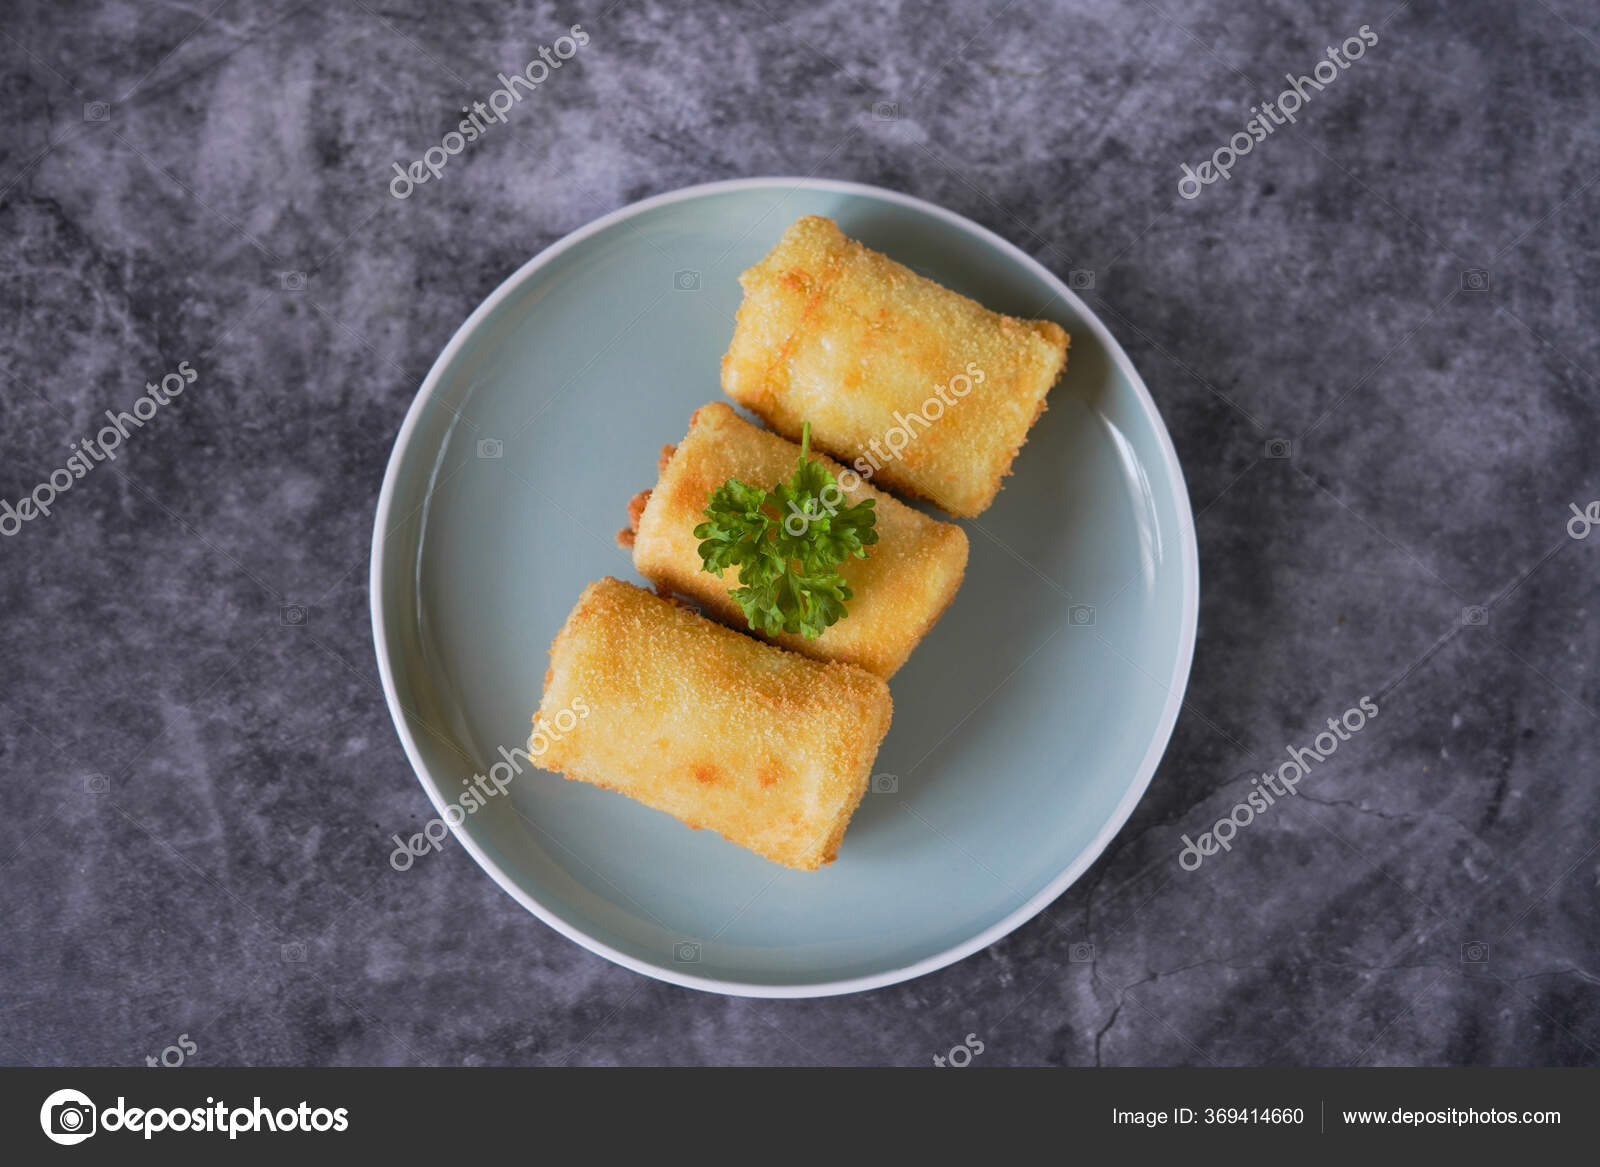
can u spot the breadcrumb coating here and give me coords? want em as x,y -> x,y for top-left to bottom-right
722,215 -> 1070,517
531,578 -> 893,870
629,402 -> 967,677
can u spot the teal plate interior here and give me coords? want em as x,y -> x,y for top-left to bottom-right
371,178 -> 1199,997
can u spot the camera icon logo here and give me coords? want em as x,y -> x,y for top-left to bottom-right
673,940 -> 702,963
281,941 -> 308,963
1461,940 -> 1489,965
476,438 -> 504,459
83,102 -> 110,122
1068,604 -> 1096,627
1460,269 -> 1490,293
84,774 -> 110,794
870,772 -> 898,794
673,269 -> 701,291
1069,941 -> 1096,963
40,1088 -> 97,1145
1264,437 -> 1293,459
872,101 -> 901,121
1068,270 -> 1095,291
1461,606 -> 1488,627
278,271 -> 307,291
279,604 -> 307,626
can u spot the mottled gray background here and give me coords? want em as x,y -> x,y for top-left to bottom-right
3,0 -> 1596,1067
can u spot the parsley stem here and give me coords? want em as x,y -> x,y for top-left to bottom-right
800,420 -> 811,465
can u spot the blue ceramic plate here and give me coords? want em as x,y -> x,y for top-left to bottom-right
371,178 -> 1198,997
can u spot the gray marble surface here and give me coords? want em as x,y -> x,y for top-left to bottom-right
3,0 -> 1597,1067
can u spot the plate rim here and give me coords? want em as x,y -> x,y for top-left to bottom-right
369,175 -> 1200,998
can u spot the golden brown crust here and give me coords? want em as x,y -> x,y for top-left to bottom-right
626,488 -> 651,533
631,402 -> 967,678
531,578 -> 893,871
721,215 -> 1069,517
616,488 -> 653,549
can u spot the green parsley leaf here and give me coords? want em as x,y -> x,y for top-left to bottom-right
694,421 -> 878,639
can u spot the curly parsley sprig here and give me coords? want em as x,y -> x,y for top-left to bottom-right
693,422 -> 878,639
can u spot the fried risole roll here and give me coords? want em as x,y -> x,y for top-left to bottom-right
620,403 -> 968,679
530,578 -> 893,871
722,215 -> 1070,517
